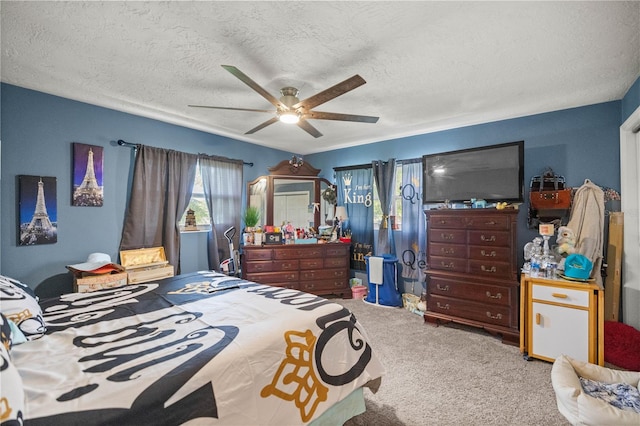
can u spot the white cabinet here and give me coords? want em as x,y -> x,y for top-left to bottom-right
520,275 -> 604,365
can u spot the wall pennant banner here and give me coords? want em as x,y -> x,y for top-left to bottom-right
336,168 -> 373,270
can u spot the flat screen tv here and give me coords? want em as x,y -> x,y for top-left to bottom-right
422,141 -> 524,203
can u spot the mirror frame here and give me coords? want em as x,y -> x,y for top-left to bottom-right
247,160 -> 332,229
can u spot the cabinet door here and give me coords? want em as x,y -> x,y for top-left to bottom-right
531,302 -> 589,362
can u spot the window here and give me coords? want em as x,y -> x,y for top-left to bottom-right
373,164 -> 402,230
180,163 -> 210,230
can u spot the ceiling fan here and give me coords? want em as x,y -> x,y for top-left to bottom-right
188,65 -> 379,138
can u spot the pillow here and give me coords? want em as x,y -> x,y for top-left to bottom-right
0,274 -> 47,340
580,377 -> 640,414
0,343 -> 25,423
0,312 -> 12,351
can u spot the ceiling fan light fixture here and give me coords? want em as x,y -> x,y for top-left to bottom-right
278,110 -> 300,124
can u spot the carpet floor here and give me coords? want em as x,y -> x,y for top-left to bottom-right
337,298 -> 570,426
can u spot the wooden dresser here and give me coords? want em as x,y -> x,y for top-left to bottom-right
241,242 -> 352,298
424,209 -> 520,345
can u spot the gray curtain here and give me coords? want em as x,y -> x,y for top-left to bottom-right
373,159 -> 397,255
200,154 -> 243,271
120,145 -> 198,275
400,160 -> 426,283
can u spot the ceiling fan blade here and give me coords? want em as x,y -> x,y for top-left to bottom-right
188,105 -> 274,113
297,119 -> 323,138
245,117 -> 279,134
293,75 -> 366,110
305,111 -> 379,123
221,65 -> 287,110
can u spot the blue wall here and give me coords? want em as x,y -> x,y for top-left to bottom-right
0,84 -> 289,293
1,79 -> 636,294
622,76 -> 640,123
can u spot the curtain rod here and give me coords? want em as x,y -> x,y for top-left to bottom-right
117,139 -> 253,167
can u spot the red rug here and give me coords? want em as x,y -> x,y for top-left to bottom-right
604,321 -> 640,371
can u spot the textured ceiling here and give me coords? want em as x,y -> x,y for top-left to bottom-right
2,1 -> 639,155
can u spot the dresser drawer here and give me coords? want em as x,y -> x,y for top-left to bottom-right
244,260 -> 299,273
468,245 -> 511,262
300,258 -> 324,269
324,244 -> 350,257
324,256 -> 349,268
468,260 -> 512,279
245,271 -> 299,284
428,229 -> 467,244
532,284 -> 590,308
428,256 -> 467,273
300,269 -> 347,281
429,215 -> 467,229
274,247 -> 323,259
429,243 -> 467,259
428,276 -> 512,306
468,230 -> 510,246
427,294 -> 512,327
243,249 -> 273,261
301,279 -> 348,293
464,215 -> 510,230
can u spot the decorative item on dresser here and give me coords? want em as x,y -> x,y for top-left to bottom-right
241,242 -> 352,297
424,209 -> 520,345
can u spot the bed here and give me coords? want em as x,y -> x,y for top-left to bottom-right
1,271 -> 384,425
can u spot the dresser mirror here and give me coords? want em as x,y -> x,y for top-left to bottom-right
247,160 -> 333,229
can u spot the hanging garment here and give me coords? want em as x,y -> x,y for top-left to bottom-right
566,179 -> 605,284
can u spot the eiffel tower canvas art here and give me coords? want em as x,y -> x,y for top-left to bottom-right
72,143 -> 104,206
18,175 -> 58,246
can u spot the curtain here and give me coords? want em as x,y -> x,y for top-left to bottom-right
336,167 -> 374,271
373,159 -> 397,256
120,145 -> 198,274
200,154 -> 243,271
399,160 -> 426,283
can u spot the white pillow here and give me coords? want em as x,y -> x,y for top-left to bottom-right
0,274 -> 46,340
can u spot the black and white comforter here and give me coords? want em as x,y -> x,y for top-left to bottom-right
12,271 -> 384,425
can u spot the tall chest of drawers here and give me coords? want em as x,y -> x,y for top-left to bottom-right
424,209 -> 520,345
241,243 -> 352,298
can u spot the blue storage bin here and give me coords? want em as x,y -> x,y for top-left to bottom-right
365,254 -> 402,307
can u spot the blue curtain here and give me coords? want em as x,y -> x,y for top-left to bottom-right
372,159 -> 397,256
336,168 -> 373,271
399,160 -> 426,284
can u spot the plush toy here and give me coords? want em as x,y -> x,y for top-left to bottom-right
555,226 -> 576,256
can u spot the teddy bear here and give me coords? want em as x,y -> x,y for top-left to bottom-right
555,226 -> 577,257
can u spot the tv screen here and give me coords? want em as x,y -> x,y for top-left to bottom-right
422,141 -> 524,203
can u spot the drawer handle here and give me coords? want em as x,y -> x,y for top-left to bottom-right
486,312 -> 502,320
485,221 -> 497,225
481,265 -> 497,273
441,233 -> 455,240
441,261 -> 455,269
436,302 -> 450,310
485,291 -> 502,299
552,293 -> 568,299
283,263 -> 293,269
438,220 -> 448,225
536,313 -> 541,325
480,235 -> 496,242
480,250 -> 496,257
441,248 -> 454,255
436,284 -> 450,291
307,284 -> 314,289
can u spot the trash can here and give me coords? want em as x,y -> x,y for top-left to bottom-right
365,254 -> 402,307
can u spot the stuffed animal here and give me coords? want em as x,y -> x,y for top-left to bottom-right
555,226 -> 576,256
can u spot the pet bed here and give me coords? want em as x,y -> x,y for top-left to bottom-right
551,354 -> 640,425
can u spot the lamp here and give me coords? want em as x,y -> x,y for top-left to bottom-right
278,110 -> 300,124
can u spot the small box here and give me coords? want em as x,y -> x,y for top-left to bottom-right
295,238 -> 318,244
74,271 -> 128,293
120,247 -> 174,284
263,232 -> 283,245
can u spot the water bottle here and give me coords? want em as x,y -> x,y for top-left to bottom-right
530,254 -> 541,278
